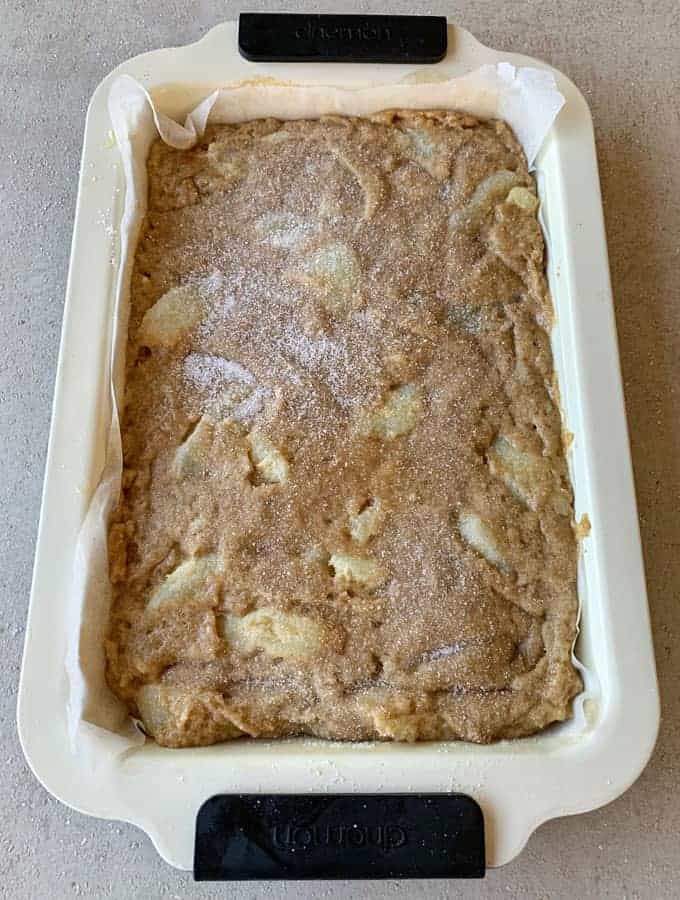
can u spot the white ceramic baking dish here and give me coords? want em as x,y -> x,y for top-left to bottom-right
18,19 -> 659,870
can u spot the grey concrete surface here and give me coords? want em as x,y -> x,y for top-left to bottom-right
2,1 -> 679,897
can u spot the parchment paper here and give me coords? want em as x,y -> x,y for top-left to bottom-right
66,65 -> 590,755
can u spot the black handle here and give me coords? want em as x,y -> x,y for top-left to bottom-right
194,793 -> 485,881
238,14 -> 448,64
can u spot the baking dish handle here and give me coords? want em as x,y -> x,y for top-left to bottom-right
194,793 -> 485,881
238,13 -> 448,64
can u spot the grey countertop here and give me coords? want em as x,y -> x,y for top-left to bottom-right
3,2 -> 679,897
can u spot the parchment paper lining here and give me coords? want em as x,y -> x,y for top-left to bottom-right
66,65 -> 591,754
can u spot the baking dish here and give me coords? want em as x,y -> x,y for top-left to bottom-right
18,19 -> 659,870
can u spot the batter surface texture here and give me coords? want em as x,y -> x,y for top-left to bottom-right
106,110 -> 581,747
